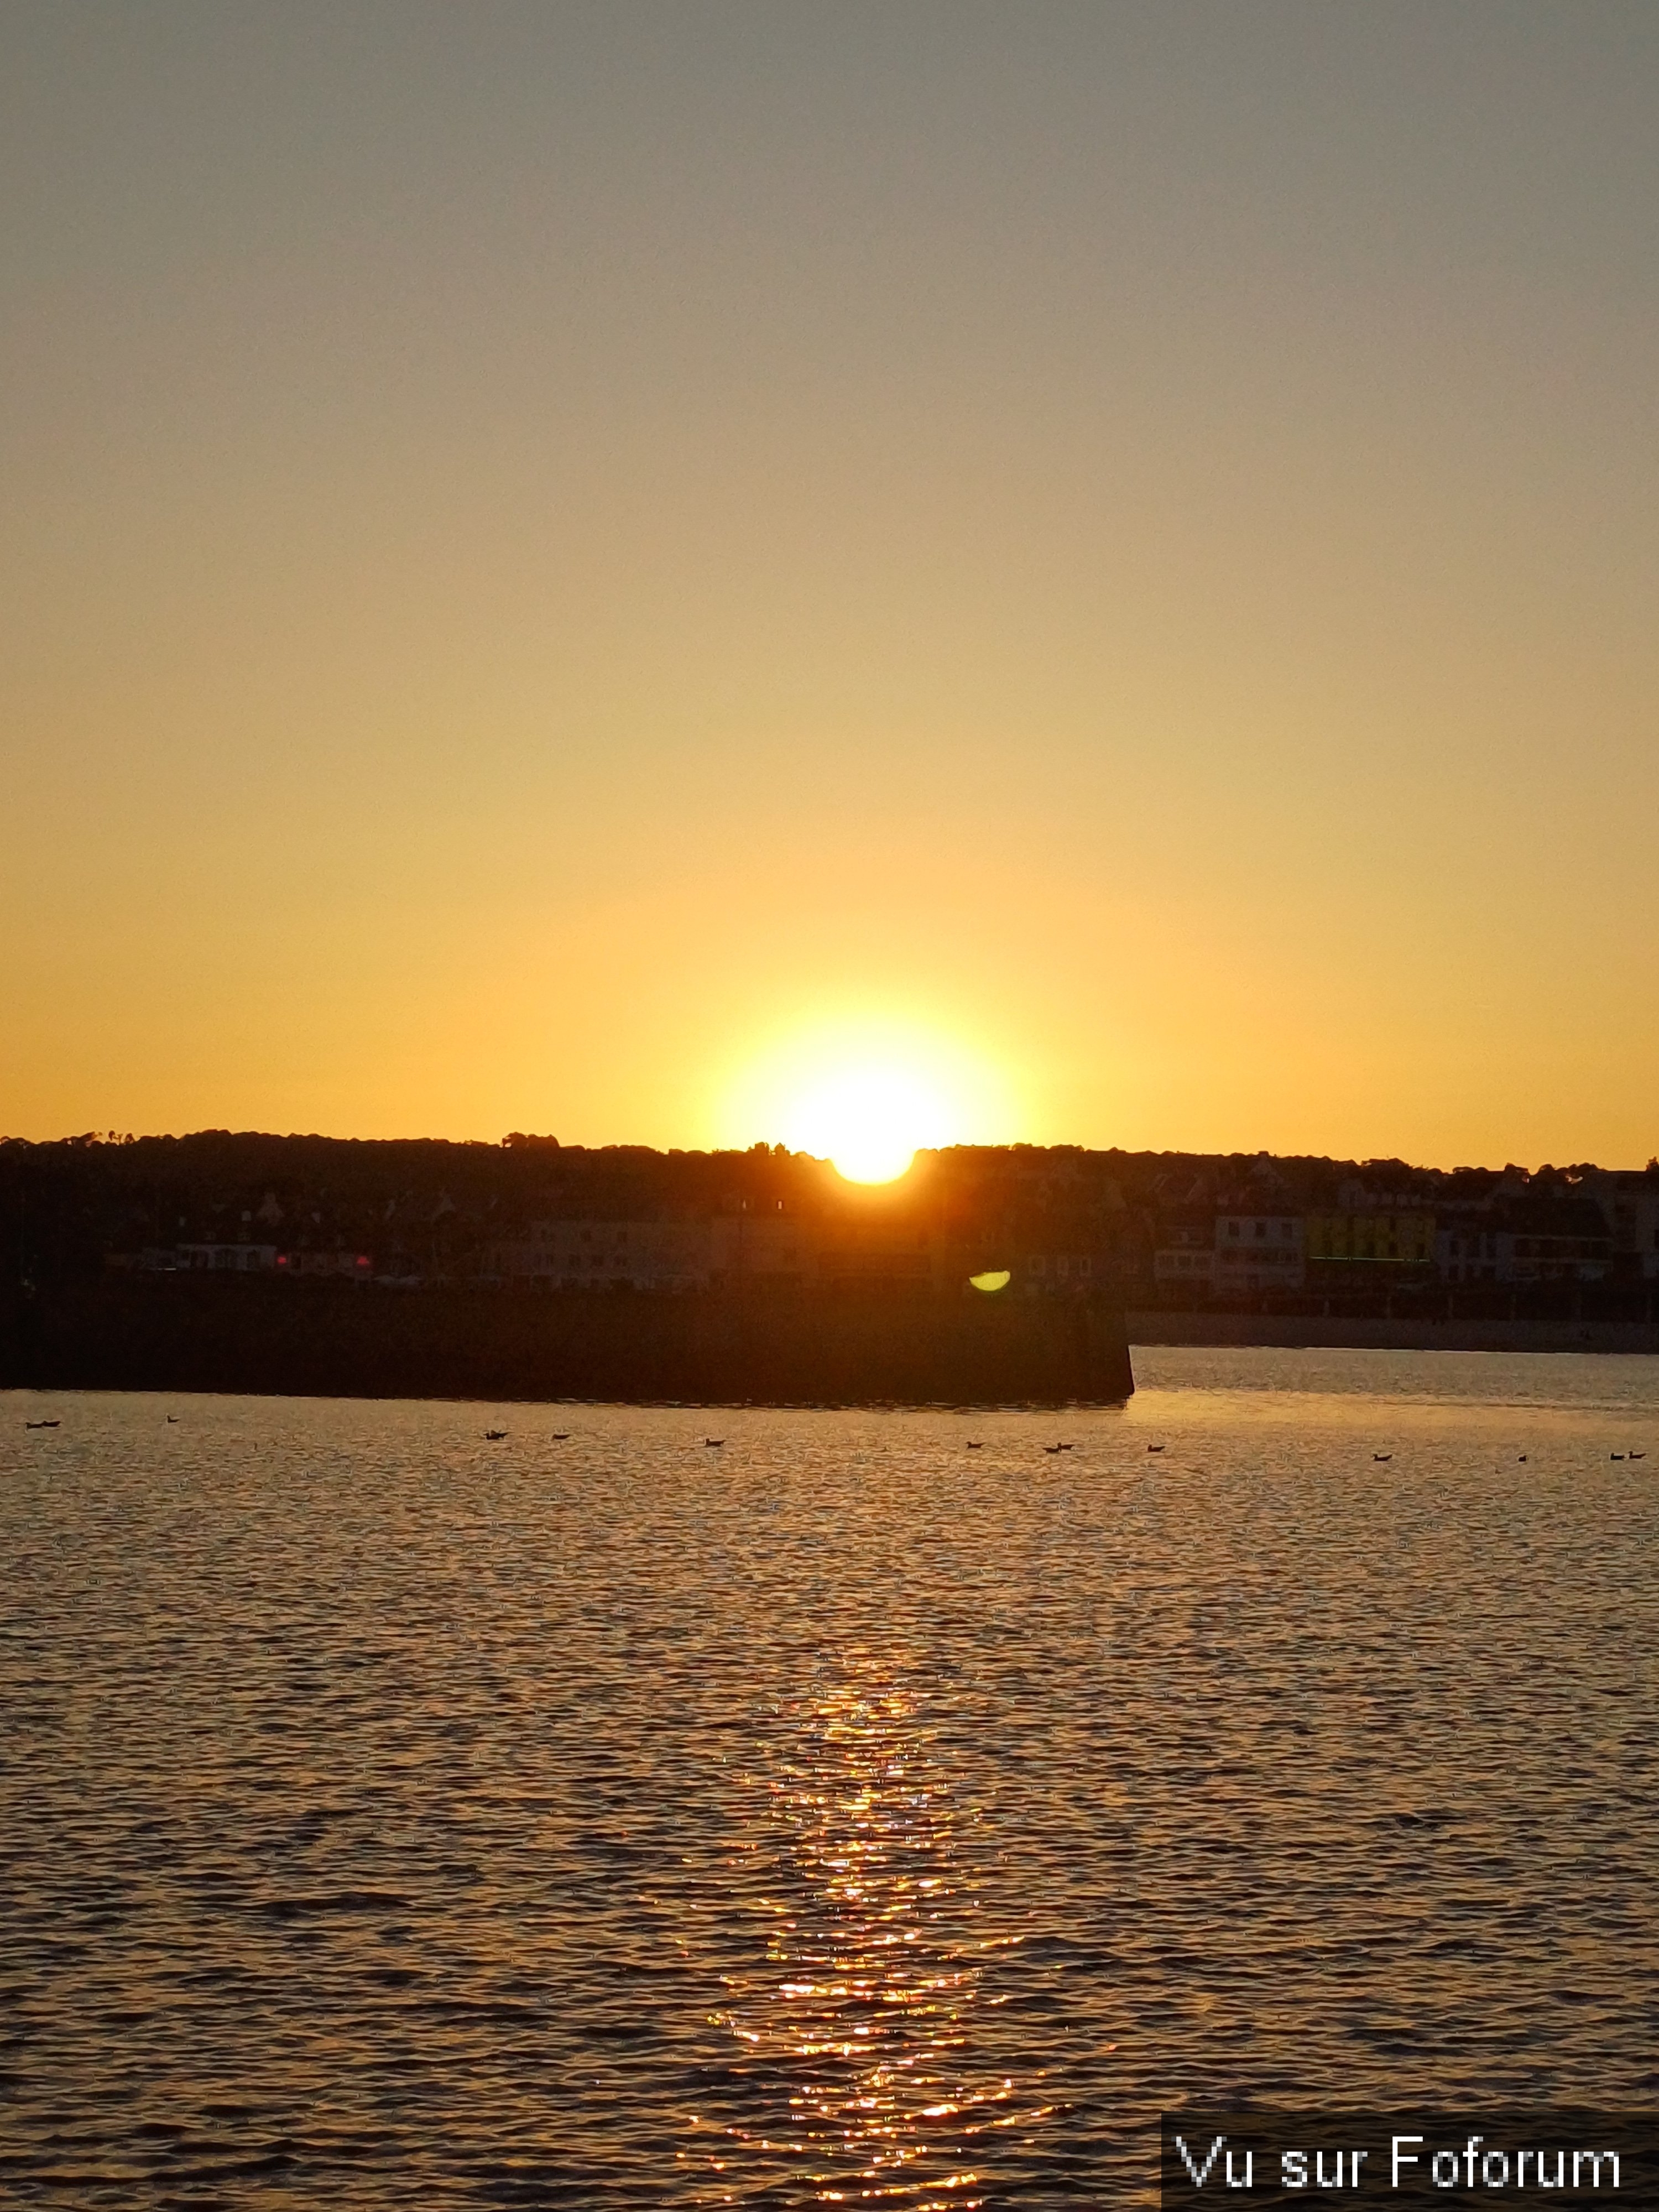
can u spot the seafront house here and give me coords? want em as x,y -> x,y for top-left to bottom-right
278,1250 -> 374,1279
1303,1211 -> 1435,1290
1435,1224 -> 1503,1284
139,1244 -> 373,1277
1585,1170 -> 1659,1280
141,1242 -> 281,1274
709,1211 -> 816,1286
1152,1212 -> 1219,1294
483,1219 -> 716,1291
1437,1191 -> 1611,1284
1214,1212 -> 1306,1295
1019,1250 -> 1103,1293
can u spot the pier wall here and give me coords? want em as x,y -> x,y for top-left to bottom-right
2,1281 -> 1134,1406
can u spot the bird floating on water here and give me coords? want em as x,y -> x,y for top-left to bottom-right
25,1420 -> 59,1430
705,1438 -> 724,1448
966,1441 -> 983,1449
484,1430 -> 507,1441
1611,1453 -> 1626,1461
1374,1453 -> 1392,1462
551,1432 -> 569,1441
1631,1451 -> 1646,1460
1146,1443 -> 1165,1453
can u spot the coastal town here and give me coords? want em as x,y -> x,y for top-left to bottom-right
7,1131 -> 1657,1307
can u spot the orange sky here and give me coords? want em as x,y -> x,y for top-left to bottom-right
4,3 -> 1657,1167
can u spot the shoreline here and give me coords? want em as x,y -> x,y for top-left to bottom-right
1128,1310 -> 1659,1355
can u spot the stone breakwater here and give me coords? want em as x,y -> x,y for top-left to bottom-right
2,1279 -> 1134,1406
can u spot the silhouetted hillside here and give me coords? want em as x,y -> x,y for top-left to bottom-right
2,1130 -> 1655,1307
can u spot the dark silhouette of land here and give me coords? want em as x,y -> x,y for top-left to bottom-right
0,1131 -> 1137,1405
5,1273 -> 1132,1406
4,1128 -> 1658,1398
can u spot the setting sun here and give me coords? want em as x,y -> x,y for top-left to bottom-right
786,1066 -> 945,1183
719,1018 -> 1019,1182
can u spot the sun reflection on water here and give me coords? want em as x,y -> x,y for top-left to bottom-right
685,1649 -> 1044,2206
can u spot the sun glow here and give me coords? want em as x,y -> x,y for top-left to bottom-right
788,1067 -> 947,1183
721,1019 -> 1019,1184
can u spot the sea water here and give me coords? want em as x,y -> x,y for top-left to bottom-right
3,1349 -> 1656,2206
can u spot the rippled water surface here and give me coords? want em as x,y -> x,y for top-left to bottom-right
4,1349 -> 1658,2206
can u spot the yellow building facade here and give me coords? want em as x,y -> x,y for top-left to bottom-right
1303,1213 -> 1436,1267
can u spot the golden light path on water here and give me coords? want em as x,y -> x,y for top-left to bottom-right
8,1378 -> 1659,2203
682,1650 -> 1051,2205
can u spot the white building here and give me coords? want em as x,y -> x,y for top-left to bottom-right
143,1244 -> 372,1277
486,1219 -> 714,1291
1438,1218 -> 1609,1286
1585,1173 -> 1659,1281
164,1243 -> 281,1273
279,1250 -> 374,1280
1436,1223 -> 1501,1284
1214,1214 -> 1305,1293
1153,1217 -> 1216,1292
709,1213 -> 815,1284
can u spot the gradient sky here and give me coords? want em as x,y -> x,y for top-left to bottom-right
4,2 -> 1656,1165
